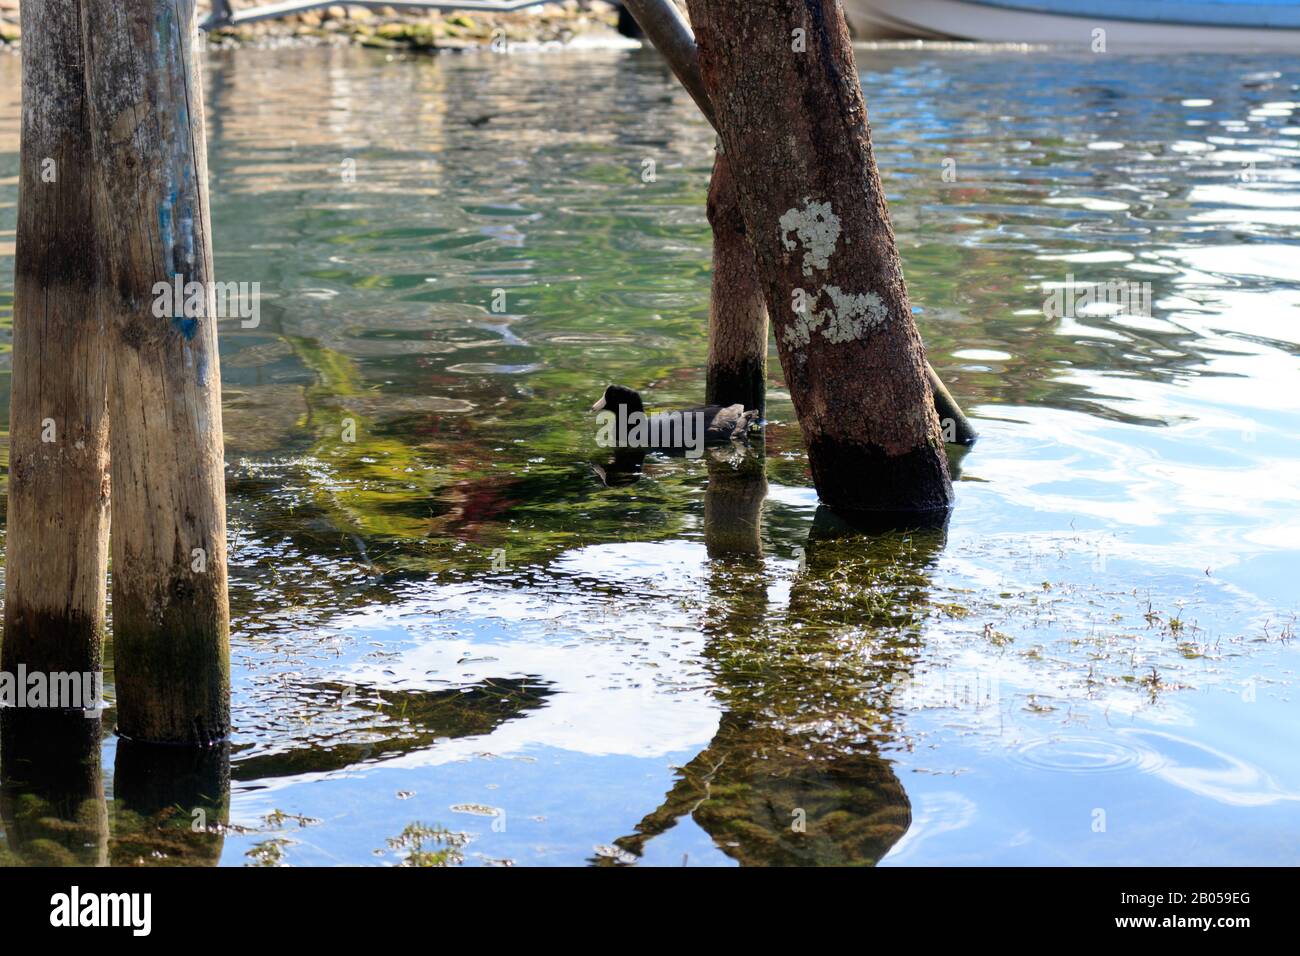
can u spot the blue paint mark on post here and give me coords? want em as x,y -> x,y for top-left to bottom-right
172,315 -> 200,341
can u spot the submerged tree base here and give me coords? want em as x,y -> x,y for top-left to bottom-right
806,434 -> 954,519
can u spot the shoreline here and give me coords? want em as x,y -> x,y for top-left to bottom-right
0,1 -> 631,53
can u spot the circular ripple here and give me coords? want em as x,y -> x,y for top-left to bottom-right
1011,735 -> 1163,775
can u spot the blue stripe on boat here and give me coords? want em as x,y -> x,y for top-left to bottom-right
976,0 -> 1300,28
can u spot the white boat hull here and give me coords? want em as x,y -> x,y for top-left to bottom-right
845,0 -> 1300,49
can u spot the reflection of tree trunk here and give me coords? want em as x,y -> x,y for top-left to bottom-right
703,444 -> 767,560
686,0 -> 952,515
609,455 -> 947,865
706,152 -> 768,415
109,741 -> 230,867
615,713 -> 910,866
0,710 -> 108,866
808,504 -> 951,554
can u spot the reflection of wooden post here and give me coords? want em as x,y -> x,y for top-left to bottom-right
0,710 -> 109,866
111,740 -> 229,866
705,152 -> 768,414
3,0 -> 111,683
83,0 -> 230,744
686,0 -> 953,516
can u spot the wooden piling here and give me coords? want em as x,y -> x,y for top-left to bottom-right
81,0 -> 230,744
686,0 -> 953,515
3,0 -> 112,683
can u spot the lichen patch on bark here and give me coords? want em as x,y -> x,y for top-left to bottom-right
783,285 -> 889,348
779,199 -> 841,276
819,285 -> 889,342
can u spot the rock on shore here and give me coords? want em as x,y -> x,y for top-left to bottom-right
0,1 -> 630,52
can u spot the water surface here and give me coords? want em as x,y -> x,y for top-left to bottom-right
0,42 -> 1297,866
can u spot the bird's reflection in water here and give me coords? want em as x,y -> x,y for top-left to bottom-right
590,448 -> 648,487
603,442 -> 950,866
0,709 -> 229,866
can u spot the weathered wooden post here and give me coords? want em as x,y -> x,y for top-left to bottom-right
686,0 -> 954,515
82,0 -> 230,745
2,0 -> 112,686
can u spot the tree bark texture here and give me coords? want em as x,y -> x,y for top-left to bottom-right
3,0 -> 112,682
82,0 -> 230,744
705,150 -> 768,415
685,0 -> 953,515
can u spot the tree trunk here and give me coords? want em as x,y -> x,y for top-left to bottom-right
685,0 -> 953,516
619,1 -> 768,413
82,0 -> 230,745
3,0 -> 111,683
705,150 -> 768,415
